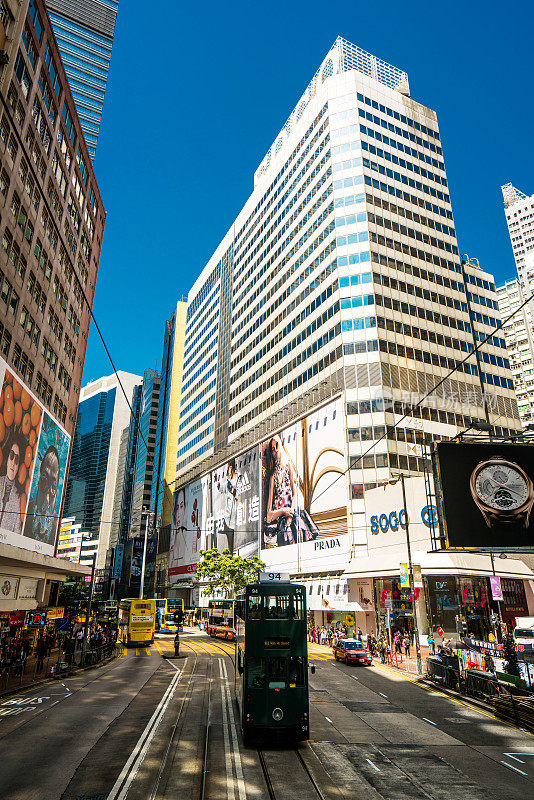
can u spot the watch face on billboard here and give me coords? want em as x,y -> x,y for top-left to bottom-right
435,441 -> 534,549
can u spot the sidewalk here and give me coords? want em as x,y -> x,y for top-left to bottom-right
308,639 -> 430,675
0,643 -> 117,698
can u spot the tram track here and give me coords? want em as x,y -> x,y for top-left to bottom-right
146,654 -> 214,800
258,745 -> 328,800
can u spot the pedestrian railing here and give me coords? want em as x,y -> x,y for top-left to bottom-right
0,641 -> 118,693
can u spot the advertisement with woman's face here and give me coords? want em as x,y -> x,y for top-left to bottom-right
261,398 -> 347,549
169,478 -> 205,576
0,356 -> 70,556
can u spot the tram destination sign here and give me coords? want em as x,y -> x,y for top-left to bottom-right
259,572 -> 290,582
434,441 -> 534,550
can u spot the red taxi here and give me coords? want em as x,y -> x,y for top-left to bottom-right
333,638 -> 372,666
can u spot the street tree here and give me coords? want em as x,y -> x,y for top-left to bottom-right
196,549 -> 265,597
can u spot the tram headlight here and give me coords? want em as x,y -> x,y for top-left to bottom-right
272,707 -> 284,722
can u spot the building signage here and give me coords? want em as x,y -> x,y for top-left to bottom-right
0,357 -> 71,557
45,607 -> 65,620
489,576 -> 503,601
435,441 -> 534,550
18,578 -> 38,600
24,610 -> 46,626
0,575 -> 19,600
399,563 -> 409,588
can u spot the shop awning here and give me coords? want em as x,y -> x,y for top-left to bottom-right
343,549 -> 534,581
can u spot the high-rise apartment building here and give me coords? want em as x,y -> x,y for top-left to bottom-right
172,37 -> 520,609
0,0 -> 105,436
496,277 -> 534,427
45,0 -> 119,160
62,372 -> 141,587
502,183 -> 534,297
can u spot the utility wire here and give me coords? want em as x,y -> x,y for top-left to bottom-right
309,289 -> 534,508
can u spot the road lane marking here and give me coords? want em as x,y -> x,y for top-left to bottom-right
507,755 -> 526,763
221,659 -> 246,800
422,717 -> 437,726
500,761 -> 528,776
365,758 -> 380,772
324,716 -> 333,724
107,659 -> 187,800
379,692 -> 388,699
219,660 -> 235,800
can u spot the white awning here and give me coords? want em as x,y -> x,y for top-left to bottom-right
343,550 -> 534,581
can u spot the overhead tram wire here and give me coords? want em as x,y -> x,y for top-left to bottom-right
307,288 -> 534,508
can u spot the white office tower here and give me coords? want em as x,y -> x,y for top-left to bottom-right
502,183 -> 534,315
174,38 -> 519,601
496,278 -> 534,427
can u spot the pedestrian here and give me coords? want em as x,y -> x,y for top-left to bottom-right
427,632 -> 435,656
173,632 -> 180,657
394,632 -> 402,655
36,638 -> 47,672
357,627 -> 363,639
403,633 -> 410,658
76,628 -> 84,649
379,636 -> 387,664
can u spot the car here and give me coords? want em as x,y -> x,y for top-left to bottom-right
333,638 -> 372,666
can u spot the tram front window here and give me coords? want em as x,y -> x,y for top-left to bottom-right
264,595 -> 290,619
248,597 -> 261,619
289,656 -> 305,686
247,657 -> 266,688
267,656 -> 287,688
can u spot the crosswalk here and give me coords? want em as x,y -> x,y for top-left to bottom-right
124,637 -> 335,661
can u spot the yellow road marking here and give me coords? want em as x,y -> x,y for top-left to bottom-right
135,648 -> 140,656
154,641 -> 162,655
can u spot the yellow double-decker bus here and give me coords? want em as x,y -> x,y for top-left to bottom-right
118,599 -> 156,646
155,598 -> 184,634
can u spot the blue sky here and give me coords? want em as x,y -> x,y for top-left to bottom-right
85,0 -> 534,384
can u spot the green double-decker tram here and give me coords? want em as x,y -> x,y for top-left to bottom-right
234,579 -> 310,743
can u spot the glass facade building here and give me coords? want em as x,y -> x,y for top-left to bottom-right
63,386 -> 116,541
45,0 -> 119,160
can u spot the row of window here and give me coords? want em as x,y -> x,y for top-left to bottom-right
357,98 -> 441,148
234,126 -> 331,276
176,423 -> 214,460
179,391 -> 215,436
233,308 -> 338,398
363,174 -> 453,222
231,254 -> 334,360
467,291 -> 497,311
362,140 -> 447,188
233,218 -> 335,337
340,294 -> 374,309
178,407 -> 214,446
377,321 -> 477,377
338,270 -> 372,286
232,241 -> 336,355
366,192 -> 455,238
229,343 -> 342,433
233,161 -> 332,312
363,156 -> 450,204
341,316 -> 377,331
359,123 -> 445,172
235,105 -> 328,253
336,231 -> 369,247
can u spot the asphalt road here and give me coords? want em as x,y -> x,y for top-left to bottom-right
0,631 -> 532,800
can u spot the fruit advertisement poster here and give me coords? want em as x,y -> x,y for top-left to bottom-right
0,356 -> 71,556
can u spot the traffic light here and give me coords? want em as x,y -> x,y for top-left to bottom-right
173,609 -> 184,624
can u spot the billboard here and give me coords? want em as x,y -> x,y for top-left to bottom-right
261,398 -> 347,549
0,357 -> 70,556
169,476 -> 206,577
206,446 -> 260,558
435,441 -> 534,550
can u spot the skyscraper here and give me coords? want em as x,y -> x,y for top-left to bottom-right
496,278 -> 534,427
170,37 -> 520,608
62,371 -> 141,587
45,0 -> 119,160
502,182 -> 534,314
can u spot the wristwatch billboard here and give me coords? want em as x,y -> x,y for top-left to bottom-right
469,456 -> 534,529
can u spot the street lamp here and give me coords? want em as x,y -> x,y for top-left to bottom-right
389,472 -> 423,675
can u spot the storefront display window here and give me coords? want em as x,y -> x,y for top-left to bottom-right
500,578 -> 529,627
427,576 -> 459,634
459,577 -> 490,639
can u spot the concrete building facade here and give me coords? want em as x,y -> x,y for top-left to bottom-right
171,38 -> 523,621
